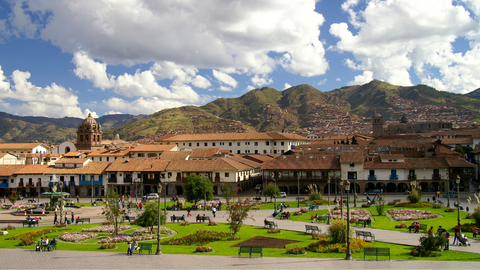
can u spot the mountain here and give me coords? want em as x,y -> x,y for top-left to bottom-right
0,113 -> 147,144
2,80 -> 480,143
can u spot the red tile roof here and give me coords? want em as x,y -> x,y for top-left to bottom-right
339,151 -> 364,163
159,151 -> 191,161
261,154 -> 340,170
155,132 -> 311,142
190,148 -> 221,158
47,162 -> 112,175
0,165 -> 28,176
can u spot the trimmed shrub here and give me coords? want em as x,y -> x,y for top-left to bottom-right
309,191 -> 323,201
407,189 -> 422,204
328,219 -> 348,244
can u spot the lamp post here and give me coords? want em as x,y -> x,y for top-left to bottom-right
59,181 -> 64,224
274,174 -> 277,212
134,178 -> 141,203
456,175 -> 461,236
344,180 -> 352,260
156,182 -> 162,255
296,172 -> 300,208
204,176 -> 207,212
447,174 -> 450,208
327,176 -> 331,225
340,178 -> 344,219
335,176 -> 338,201
353,173 -> 357,207
91,176 -> 94,204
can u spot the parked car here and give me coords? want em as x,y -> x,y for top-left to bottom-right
443,191 -> 457,198
364,189 -> 383,195
255,184 -> 262,190
279,192 -> 287,198
144,193 -> 159,200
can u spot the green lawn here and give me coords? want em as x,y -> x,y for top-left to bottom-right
1,219 -> 478,260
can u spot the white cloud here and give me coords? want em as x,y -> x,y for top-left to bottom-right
246,85 -> 255,92
9,0 -> 328,77
330,0 -> 480,93
348,71 -> 373,86
335,78 -> 342,82
191,75 -> 211,89
102,97 -> 188,115
212,69 -> 238,89
250,75 -> 273,87
284,83 -> 292,90
73,51 -> 114,89
317,78 -> 327,86
105,111 -> 122,115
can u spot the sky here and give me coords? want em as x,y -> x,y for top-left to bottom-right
0,0 -> 479,119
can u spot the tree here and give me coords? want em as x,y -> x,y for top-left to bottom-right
263,182 -> 279,202
226,196 -> 255,236
351,136 -> 358,145
400,114 -> 408,123
103,186 -> 122,236
8,190 -> 18,204
221,183 -> 236,205
346,137 -> 350,144
454,145 -> 465,156
184,174 -> 213,204
134,201 -> 167,231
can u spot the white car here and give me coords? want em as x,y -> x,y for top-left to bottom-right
280,192 -> 287,198
145,193 -> 159,200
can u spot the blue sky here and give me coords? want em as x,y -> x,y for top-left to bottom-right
0,0 -> 479,118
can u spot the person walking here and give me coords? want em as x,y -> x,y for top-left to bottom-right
77,195 -> 79,203
53,212 -> 57,224
453,226 -> 460,245
187,207 -> 192,217
211,206 -> 216,217
71,212 -> 74,223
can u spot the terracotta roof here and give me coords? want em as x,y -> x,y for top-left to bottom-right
165,158 -> 252,172
261,154 -> 340,170
159,151 -> 191,161
240,154 -> 276,163
156,132 -> 311,142
445,157 -> 474,167
226,156 -> 262,168
87,148 -> 131,157
339,151 -> 364,163
106,158 -> 170,172
0,143 -> 45,150
439,137 -> 473,145
46,162 -> 112,175
0,165 -> 28,176
130,144 -> 177,152
13,164 -> 51,175
190,148 -> 221,158
364,156 -> 406,169
64,151 -> 83,157
55,158 -> 90,164
403,157 -> 448,169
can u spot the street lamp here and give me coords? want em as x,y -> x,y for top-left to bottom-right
456,175 -> 461,236
447,173 -> 450,208
133,178 -> 141,203
340,178 -> 344,219
273,174 -> 277,212
91,176 -> 94,204
204,176 -> 207,212
296,172 -> 300,208
59,181 -> 64,224
327,176 -> 331,225
335,175 -> 338,201
344,180 -> 352,260
156,182 -> 162,255
353,173 -> 357,207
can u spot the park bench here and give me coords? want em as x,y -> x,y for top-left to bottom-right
47,241 -> 57,251
195,216 -> 210,222
22,220 -> 38,227
308,205 -> 319,211
314,216 -> 328,223
389,199 -> 400,204
437,200 -> 443,205
356,231 -> 375,242
305,225 -> 321,234
364,247 -> 390,260
418,224 -> 427,233
279,213 -> 290,220
263,220 -> 278,229
356,219 -> 371,227
170,216 -> 185,222
238,245 -> 263,257
296,197 -> 305,201
122,216 -> 136,222
75,218 -> 91,224
305,201 -> 315,207
136,243 -> 153,254
28,199 -> 36,203
254,197 -> 262,201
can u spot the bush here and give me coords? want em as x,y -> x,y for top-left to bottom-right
180,221 -> 191,226
376,197 -> 385,216
99,243 -> 116,249
309,191 -> 323,201
411,234 -> 447,257
460,223 -> 479,232
432,204 -> 441,209
407,189 -> 422,204
267,228 -> 281,234
328,220 -> 348,244
307,234 -> 373,253
444,208 -> 455,212
361,204 -> 370,208
4,225 -> 16,231
195,246 -> 213,253
395,202 -> 432,208
472,208 -> 480,227
395,223 -> 407,228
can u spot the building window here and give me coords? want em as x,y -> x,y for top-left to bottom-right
212,142 -> 216,146
274,150 -> 277,154
237,142 -> 240,146
177,172 -> 181,177
204,142 -> 208,146
350,163 -> 354,167
281,142 -> 284,146
189,143 -> 192,147
225,172 -> 229,177
255,142 -> 258,146
229,142 -> 232,146
197,143 -> 200,146
281,150 -> 284,154
266,141 -> 270,146
263,150 -> 267,154
255,150 -> 258,154
274,142 -> 277,146
237,150 -> 241,154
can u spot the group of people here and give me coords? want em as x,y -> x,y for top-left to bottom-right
407,222 -> 422,233
36,236 -> 56,251
126,240 -> 138,255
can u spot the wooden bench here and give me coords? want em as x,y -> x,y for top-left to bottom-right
170,216 -> 185,222
195,216 -> 210,223
238,245 -> 263,257
263,220 -> 278,229
136,243 -> 153,254
356,219 -> 371,227
356,231 -> 375,242
314,216 -> 328,223
305,225 -> 321,234
75,218 -> 91,224
22,220 -> 38,227
364,247 -> 390,260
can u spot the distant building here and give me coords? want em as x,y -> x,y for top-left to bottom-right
75,113 -> 103,151
372,113 -> 452,137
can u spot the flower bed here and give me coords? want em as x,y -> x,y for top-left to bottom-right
180,221 -> 191,226
3,225 -> 16,231
388,209 -> 438,221
82,225 -> 131,233
444,208 -> 455,212
286,246 -> 306,255
97,234 -> 157,244
266,229 -> 281,234
394,202 -> 432,208
195,246 -> 213,253
330,209 -> 370,222
395,223 -> 407,228
134,227 -> 173,235
59,232 -> 99,243
6,228 -> 70,246
99,243 -> 116,249
307,234 -> 373,253
208,221 -> 219,226
162,230 -> 236,246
